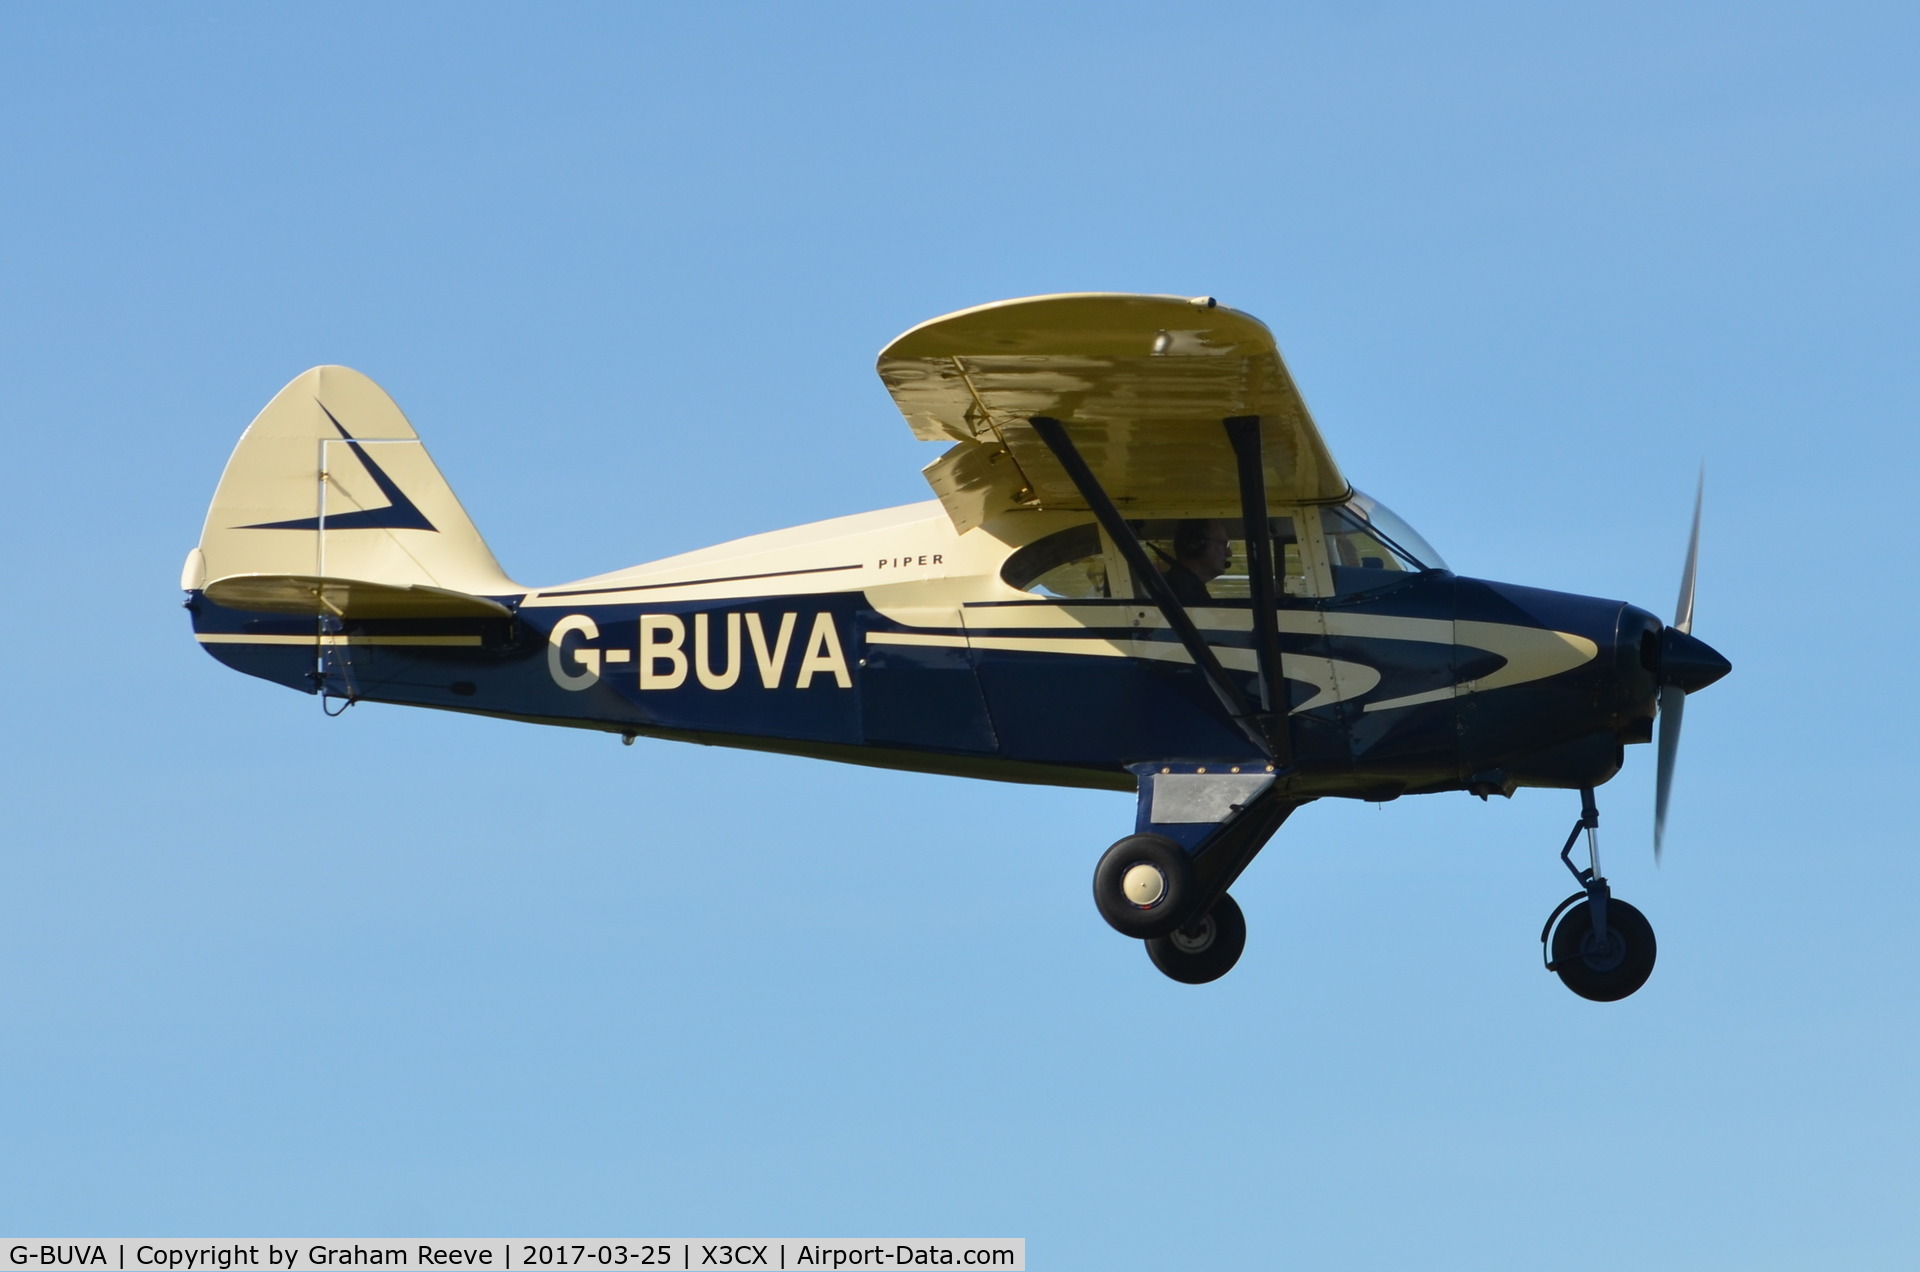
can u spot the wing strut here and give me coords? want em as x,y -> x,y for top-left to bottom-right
1224,415 -> 1293,764
1028,415 -> 1275,760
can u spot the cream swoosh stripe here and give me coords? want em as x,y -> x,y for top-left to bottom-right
952,604 -> 1333,633
948,604 -> 1156,629
1123,616 -> 1595,712
962,606 -> 1448,641
1143,611 -> 1599,703
867,629 -> 1378,714
1131,642 -> 1381,714
866,631 -> 969,649
917,608 -> 1601,711
1361,622 -> 1598,712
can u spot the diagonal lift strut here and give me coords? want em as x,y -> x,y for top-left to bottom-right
1027,415 -> 1291,764
1224,414 -> 1292,763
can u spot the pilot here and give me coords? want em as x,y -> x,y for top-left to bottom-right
1161,519 -> 1231,605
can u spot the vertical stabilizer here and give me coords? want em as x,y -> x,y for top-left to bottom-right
185,366 -> 521,597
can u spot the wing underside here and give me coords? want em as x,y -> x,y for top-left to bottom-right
877,294 -> 1348,530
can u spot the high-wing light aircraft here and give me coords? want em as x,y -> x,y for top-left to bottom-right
182,294 -> 1730,997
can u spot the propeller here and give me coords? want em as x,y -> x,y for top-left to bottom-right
1652,471 -> 1731,859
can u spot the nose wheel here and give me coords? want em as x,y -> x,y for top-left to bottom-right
1541,787 -> 1657,1001
1547,896 -> 1656,1001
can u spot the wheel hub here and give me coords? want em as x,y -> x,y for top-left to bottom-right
1121,862 -> 1167,907
1169,914 -> 1216,954
1578,927 -> 1628,973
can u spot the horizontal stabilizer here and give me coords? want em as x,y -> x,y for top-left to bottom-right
202,573 -> 513,618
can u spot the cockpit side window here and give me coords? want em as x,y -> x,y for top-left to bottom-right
1000,523 -> 1111,598
1127,517 -> 1307,601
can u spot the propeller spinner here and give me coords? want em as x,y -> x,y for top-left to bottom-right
1651,474 -> 1732,858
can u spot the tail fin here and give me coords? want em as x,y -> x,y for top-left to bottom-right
182,366 -> 521,601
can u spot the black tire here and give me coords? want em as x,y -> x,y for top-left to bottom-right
1146,894 -> 1247,984
1092,833 -> 1197,938
1550,898 -> 1656,1002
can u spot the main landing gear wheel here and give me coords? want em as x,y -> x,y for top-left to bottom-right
1146,894 -> 1246,985
1548,898 -> 1657,1002
1092,833 -> 1196,939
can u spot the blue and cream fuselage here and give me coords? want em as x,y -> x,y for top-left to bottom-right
188,501 -> 1663,800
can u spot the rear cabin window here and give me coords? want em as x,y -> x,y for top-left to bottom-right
1000,524 -> 1111,598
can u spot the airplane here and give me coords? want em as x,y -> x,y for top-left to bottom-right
180,293 -> 1730,997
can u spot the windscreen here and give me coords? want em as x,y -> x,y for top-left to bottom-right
1343,491 -> 1448,571
1318,492 -> 1449,597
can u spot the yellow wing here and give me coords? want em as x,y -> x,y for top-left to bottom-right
877,293 -> 1348,531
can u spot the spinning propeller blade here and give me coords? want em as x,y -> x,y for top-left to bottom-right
1654,685 -> 1685,861
1652,472 -> 1727,860
1674,471 -> 1701,637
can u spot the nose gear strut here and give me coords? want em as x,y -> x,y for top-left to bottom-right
1539,786 -> 1658,1001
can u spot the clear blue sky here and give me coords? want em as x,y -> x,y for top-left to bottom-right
4,3 -> 1916,1267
